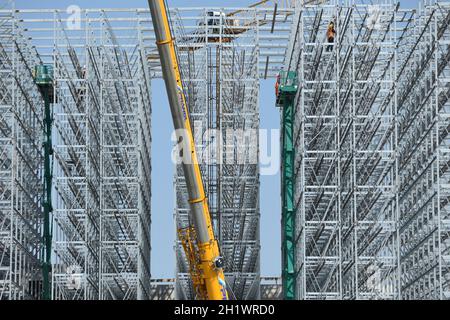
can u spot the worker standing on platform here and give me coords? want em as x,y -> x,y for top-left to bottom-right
326,21 -> 336,52
275,73 -> 280,98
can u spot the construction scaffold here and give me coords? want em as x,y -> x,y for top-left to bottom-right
0,3 -> 294,300
1,8 -> 153,299
282,0 -> 450,299
171,6 -> 293,299
1,0 -> 449,301
0,1 -> 45,300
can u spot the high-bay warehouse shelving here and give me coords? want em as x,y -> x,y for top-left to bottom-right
172,5 -> 294,300
283,0 -> 450,299
0,0 -> 449,300
0,6 -> 152,299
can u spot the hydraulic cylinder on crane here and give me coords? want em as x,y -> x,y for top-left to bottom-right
147,0 -> 228,300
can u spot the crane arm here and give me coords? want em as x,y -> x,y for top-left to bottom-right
148,0 -> 228,300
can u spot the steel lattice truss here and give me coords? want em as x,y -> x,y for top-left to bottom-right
284,0 -> 450,299
0,8 -> 153,300
0,3 -> 44,300
260,277 -> 282,299
171,7 -> 293,300
0,3 -> 294,300
150,278 -> 175,300
396,0 -> 450,299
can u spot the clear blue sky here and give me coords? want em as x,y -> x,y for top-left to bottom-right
16,0 -> 419,280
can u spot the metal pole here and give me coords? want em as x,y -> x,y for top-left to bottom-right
37,78 -> 53,300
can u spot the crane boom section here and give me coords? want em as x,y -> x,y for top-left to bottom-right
148,0 -> 228,300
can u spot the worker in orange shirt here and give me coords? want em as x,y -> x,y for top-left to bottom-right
326,21 -> 336,52
275,73 -> 280,97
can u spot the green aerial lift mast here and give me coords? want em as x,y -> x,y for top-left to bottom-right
276,70 -> 298,300
148,0 -> 228,300
34,64 -> 54,300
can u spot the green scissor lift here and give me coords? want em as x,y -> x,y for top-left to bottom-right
35,64 -> 54,300
276,70 -> 298,300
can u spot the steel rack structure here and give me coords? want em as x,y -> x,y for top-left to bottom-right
5,0 -> 449,301
282,0 -> 450,299
171,6 -> 293,300
284,0 -> 409,299
0,3 -> 45,300
0,4 -> 295,300
396,0 -> 450,300
149,276 -> 281,300
260,276 -> 283,299
2,8 -> 153,299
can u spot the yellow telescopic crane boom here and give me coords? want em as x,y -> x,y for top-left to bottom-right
148,0 -> 228,300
